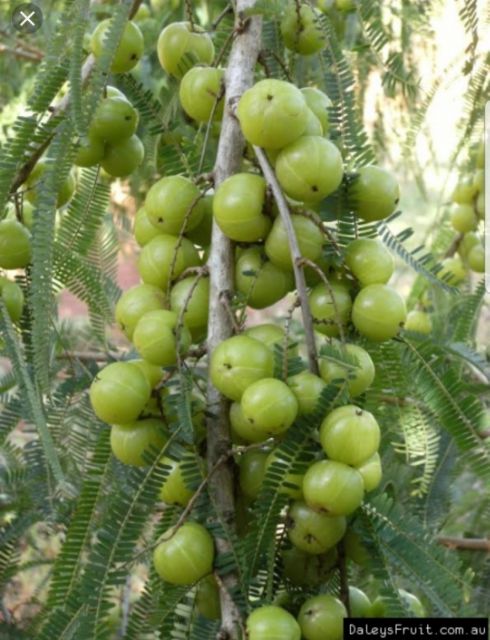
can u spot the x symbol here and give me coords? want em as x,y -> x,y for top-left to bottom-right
19,11 -> 35,26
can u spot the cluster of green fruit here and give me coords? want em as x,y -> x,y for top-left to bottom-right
74,85 -> 145,178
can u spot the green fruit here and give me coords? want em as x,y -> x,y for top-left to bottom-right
288,500 -> 346,553
467,244 -> 484,273
349,587 -> 372,617
153,522 -> 214,585
438,256 -> 466,285
298,594 -> 346,640
287,370 -> 326,414
239,449 -> 268,499
245,323 -> 295,355
134,4 -> 151,21
303,459 -> 364,515
115,283 -> 167,340
475,192 -> 484,218
301,87 -> 332,135
399,589 -> 426,617
133,309 -> 191,367
0,278 -> 24,322
241,378 -> 298,438
282,547 -> 337,586
458,231 -> 480,259
157,22 -> 214,78
276,136 -> 343,203
0,220 -> 31,269
101,135 -> 144,177
237,79 -> 308,150
170,276 -> 209,342
111,418 -> 167,466
265,214 -> 324,271
90,97 -> 139,144
344,530 -> 369,566
404,309 -> 432,334
138,234 -> 200,290
246,606 -> 301,640
210,335 -> 274,401
344,238 -> 394,286
185,195 -> 213,247
75,134 -> 106,167
352,284 -> 407,342
368,596 -> 386,617
309,281 -> 352,337
450,203 -> 477,233
320,405 -> 380,466
266,449 -> 304,499
235,246 -> 294,309
230,401 -> 269,443
356,452 -> 382,492
25,160 -> 76,208
319,341 -> 375,397
160,456 -> 197,505
304,109 -> 323,136
196,575 -> 221,620
336,0 -> 356,9
89,362 -> 151,424
179,66 -> 224,122
281,3 -> 325,55
130,359 -> 163,388
213,173 -> 271,242
451,177 -> 478,204
145,176 -> 204,234
91,19 -> 144,73
473,169 -> 484,193
134,206 -> 162,247
348,165 -> 400,222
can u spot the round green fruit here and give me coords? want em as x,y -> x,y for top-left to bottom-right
237,79 -> 308,150
90,97 -> 139,144
368,596 -> 386,617
319,341 -> 375,397
196,575 -> 221,620
138,234 -> 200,290
352,284 -> 407,342
356,452 -> 382,492
157,22 -> 214,78
210,335 -> 274,401
404,309 -> 432,334
111,418 -> 167,466
265,214 -> 324,271
282,547 -> 337,586
301,87 -> 332,135
179,66 -> 224,122
344,530 -> 370,566
399,589 -> 426,617
0,278 -> 24,323
287,370 -> 326,415
309,281 -> 352,337
0,221 -> 31,269
303,109 -> 323,136
348,165 -> 400,222
134,207 -> 162,247
239,449 -> 268,500
170,276 -> 209,342
298,594 -> 346,640
91,19 -> 144,73
451,177 -> 478,204
241,378 -> 298,439
89,362 -> 151,424
276,136 -> 343,203
133,309 -> 191,367
153,521 -> 214,585
129,359 -> 163,388
320,405 -> 380,466
245,323 -> 295,355
467,244 -> 484,273
281,3 -> 325,56
438,256 -> 466,285
246,606 -> 301,640
101,135 -> 144,177
145,176 -> 204,234
230,401 -> 269,443
336,0 -> 356,9
213,173 -> 271,242
450,203 -> 477,233
288,500 -> 346,554
344,238 -> 394,286
266,449 -> 304,499
235,247 -> 294,309
458,231 -> 480,259
185,195 -> 213,247
75,134 -> 106,167
115,283 -> 167,340
303,459 -> 364,515
160,456 -> 197,506
349,587 -> 372,617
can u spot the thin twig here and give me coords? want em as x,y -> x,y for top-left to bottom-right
254,146 -> 319,375
437,536 -> 490,551
0,44 -> 43,62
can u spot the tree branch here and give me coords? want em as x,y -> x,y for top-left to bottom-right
437,536 -> 490,551
206,3 -> 262,638
253,146 -> 320,375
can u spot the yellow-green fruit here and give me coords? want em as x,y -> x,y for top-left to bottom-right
301,87 -> 332,135
101,135 -> 145,177
90,19 -> 144,73
196,575 -> 221,620
458,231 -> 480,260
138,234 -> 200,290
179,66 -> 224,122
348,165 -> 400,222
75,134 -> 106,167
438,257 -> 466,285
134,207 -> 162,247
115,283 -> 167,340
145,175 -> 205,234
0,220 -> 31,269
266,449 -> 304,499
281,3 -> 325,56
308,281 -> 352,337
130,359 -> 163,388
159,456 -> 196,506
319,341 -> 375,397
449,203 -> 477,233
157,22 -> 214,78
356,452 -> 382,492
451,177 -> 478,204
287,370 -> 327,415
467,244 -> 484,273
404,309 -> 432,334
111,418 -> 167,466
0,278 -> 24,323
475,192 -> 484,219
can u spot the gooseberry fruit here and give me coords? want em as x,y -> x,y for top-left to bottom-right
265,214 -> 324,271
170,276 -> 209,342
356,452 -> 382,492
145,176 -> 204,235
241,378 -> 298,439
287,500 -> 346,554
115,283 -> 167,340
298,594 -> 346,640
352,283 -> 407,342
75,134 -> 106,167
0,278 -> 24,323
404,309 -> 432,334
111,418 -> 167,466
138,234 -> 200,290
133,309 -> 191,367
287,370 -> 327,415
349,586 -> 372,617
160,456 -> 198,506
101,135 -> 144,177
437,256 -> 466,286
281,3 -> 325,56
302,459 -> 364,515
282,547 -> 337,586
309,281 -> 352,337
320,405 -> 380,466
157,22 -> 214,78
235,247 -> 294,309
0,220 -> 31,269
301,87 -> 332,135
179,66 -> 224,122
450,203 -> 477,233
467,244 -> 484,273
344,238 -> 394,286
348,165 -> 400,222
239,449 -> 268,500
90,97 -> 139,144
319,341 -> 375,397
246,605 -> 301,640
91,19 -> 144,73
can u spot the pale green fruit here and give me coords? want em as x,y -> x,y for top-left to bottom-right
467,244 -> 484,272
300,87 -> 332,134
287,370 -> 327,415
356,452 -> 382,492
404,309 -> 432,334
319,341 -> 375,397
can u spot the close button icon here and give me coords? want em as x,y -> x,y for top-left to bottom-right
12,3 -> 43,34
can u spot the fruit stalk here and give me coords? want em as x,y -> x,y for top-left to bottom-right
254,146 -> 320,374
206,2 -> 262,637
